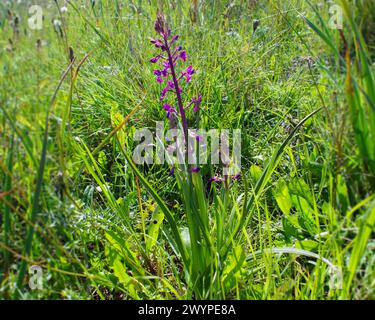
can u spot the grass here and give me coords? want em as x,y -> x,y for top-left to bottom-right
0,0 -> 374,300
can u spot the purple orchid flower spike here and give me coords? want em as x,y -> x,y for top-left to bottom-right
150,13 -> 200,141
150,13 -> 202,172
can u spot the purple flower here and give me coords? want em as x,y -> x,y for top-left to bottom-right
232,173 -> 241,180
168,80 -> 175,88
192,95 -> 202,113
160,85 -> 170,100
186,65 -> 194,74
168,165 -> 175,176
180,50 -> 187,61
163,103 -> 177,119
150,38 -> 164,48
183,65 -> 195,83
192,167 -> 200,173
150,14 -> 199,166
161,69 -> 168,78
163,103 -> 172,111
170,35 -> 179,45
163,103 -> 176,113
154,69 -> 167,83
150,55 -> 161,63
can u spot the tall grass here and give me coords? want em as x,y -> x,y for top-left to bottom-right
303,0 -> 375,183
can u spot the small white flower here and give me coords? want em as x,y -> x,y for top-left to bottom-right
53,19 -> 62,28
96,184 -> 110,193
60,6 -> 68,13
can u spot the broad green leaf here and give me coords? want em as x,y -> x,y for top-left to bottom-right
295,239 -> 319,252
273,180 -> 292,215
249,164 -> 262,182
112,258 -> 140,299
293,195 -> 317,236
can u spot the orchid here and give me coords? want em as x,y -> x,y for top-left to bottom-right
150,13 -> 201,150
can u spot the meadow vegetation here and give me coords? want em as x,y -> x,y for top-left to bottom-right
0,0 -> 374,299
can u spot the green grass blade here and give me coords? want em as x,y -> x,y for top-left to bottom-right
13,62 -> 74,297
116,138 -> 189,266
2,130 -> 14,272
222,108 -> 322,258
345,199 -> 375,297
